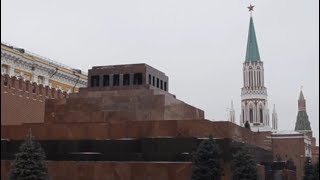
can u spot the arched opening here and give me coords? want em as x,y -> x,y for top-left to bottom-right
249,108 -> 253,123
260,109 -> 263,123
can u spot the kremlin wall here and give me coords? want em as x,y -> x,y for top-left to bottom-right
1,74 -> 68,126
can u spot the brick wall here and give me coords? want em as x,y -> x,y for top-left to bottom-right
1,74 -> 68,125
311,137 -> 319,164
272,136 -> 304,180
1,160 -> 272,180
1,160 -> 191,180
1,160 -> 268,180
282,170 -> 297,180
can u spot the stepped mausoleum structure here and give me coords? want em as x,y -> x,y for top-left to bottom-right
2,63 -> 277,180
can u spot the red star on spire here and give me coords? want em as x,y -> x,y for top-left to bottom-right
247,4 -> 255,12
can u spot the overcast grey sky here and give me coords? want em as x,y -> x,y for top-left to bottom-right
1,0 -> 319,144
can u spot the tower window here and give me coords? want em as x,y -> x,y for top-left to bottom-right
2,64 -> 8,74
37,76 -> 44,84
103,75 -> 110,86
152,76 -> 155,86
123,74 -> 130,86
160,80 -> 163,90
164,82 -> 167,91
249,109 -> 253,123
260,109 -> 263,123
243,72 -> 245,87
113,74 -> 120,86
249,71 -> 252,87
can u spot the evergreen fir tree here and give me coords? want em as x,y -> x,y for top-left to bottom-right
304,157 -> 314,180
232,146 -> 257,180
191,135 -> 222,180
244,121 -> 251,130
9,129 -> 49,180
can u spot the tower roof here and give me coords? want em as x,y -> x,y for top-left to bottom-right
299,90 -> 305,100
245,16 -> 261,62
295,111 -> 311,131
295,89 -> 311,132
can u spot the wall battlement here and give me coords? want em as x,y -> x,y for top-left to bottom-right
1,74 -> 68,99
1,74 -> 68,125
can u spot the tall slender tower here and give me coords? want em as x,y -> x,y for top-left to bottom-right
240,5 -> 270,129
272,104 -> 278,130
229,100 -> 236,124
294,89 -> 312,135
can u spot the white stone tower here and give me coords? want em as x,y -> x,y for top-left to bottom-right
229,100 -> 236,124
272,104 -> 278,130
240,5 -> 270,130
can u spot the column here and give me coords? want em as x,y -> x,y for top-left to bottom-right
109,74 -> 113,86
130,73 -> 134,85
262,69 -> 264,86
119,74 -> 123,86
44,77 -> 49,86
8,65 -> 15,76
99,75 -> 104,87
31,71 -> 37,82
245,70 -> 249,87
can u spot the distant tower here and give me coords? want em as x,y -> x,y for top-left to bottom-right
294,88 -> 312,136
240,4 -> 270,129
272,104 -> 278,130
229,100 -> 236,123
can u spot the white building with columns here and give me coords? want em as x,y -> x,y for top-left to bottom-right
1,42 -> 87,93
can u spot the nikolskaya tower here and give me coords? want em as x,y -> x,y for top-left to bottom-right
240,5 -> 275,131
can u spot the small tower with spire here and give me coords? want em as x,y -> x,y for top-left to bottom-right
229,100 -> 236,124
294,88 -> 312,136
272,104 -> 278,130
240,4 -> 270,130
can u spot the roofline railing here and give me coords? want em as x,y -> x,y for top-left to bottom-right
1,41 -> 87,76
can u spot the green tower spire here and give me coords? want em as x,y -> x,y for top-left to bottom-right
295,89 -> 311,132
299,89 -> 305,100
245,16 -> 261,62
